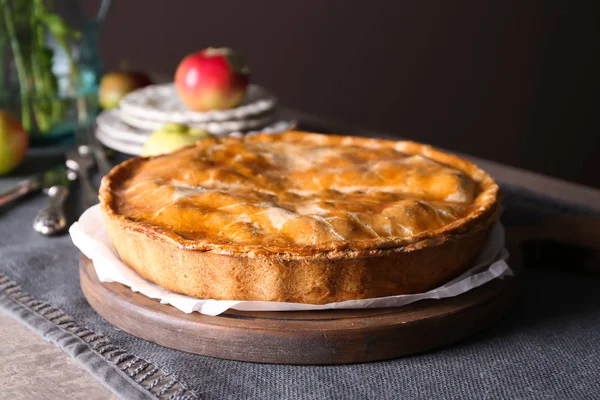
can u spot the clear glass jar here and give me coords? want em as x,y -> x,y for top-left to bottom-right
0,0 -> 110,146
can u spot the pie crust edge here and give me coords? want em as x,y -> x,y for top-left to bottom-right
99,132 -> 499,304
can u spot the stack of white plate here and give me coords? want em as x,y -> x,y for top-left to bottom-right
95,83 -> 295,155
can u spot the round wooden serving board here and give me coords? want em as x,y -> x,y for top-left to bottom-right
80,248 -> 522,365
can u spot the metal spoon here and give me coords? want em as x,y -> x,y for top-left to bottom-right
33,185 -> 69,236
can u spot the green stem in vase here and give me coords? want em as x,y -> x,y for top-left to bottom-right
2,0 -> 84,135
1,0 -> 32,131
0,23 -> 7,99
29,13 -> 51,131
29,0 -> 59,132
41,9 -> 87,127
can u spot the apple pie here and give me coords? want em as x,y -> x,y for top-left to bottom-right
99,131 -> 499,304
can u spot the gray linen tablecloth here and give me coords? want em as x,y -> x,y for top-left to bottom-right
1,154 -> 599,399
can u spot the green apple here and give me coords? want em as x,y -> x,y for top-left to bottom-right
142,123 -> 212,157
0,110 -> 29,176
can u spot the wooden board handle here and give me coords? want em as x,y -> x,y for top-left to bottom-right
507,215 -> 600,275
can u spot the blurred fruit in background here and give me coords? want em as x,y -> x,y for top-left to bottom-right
99,71 -> 152,110
141,123 -> 212,157
175,47 -> 249,111
0,110 -> 28,175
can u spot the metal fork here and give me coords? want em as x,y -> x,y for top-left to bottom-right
66,149 -> 98,209
78,144 -> 112,177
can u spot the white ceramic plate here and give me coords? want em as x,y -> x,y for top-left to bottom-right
97,109 -> 285,143
96,128 -> 144,155
96,111 -> 149,144
95,120 -> 298,156
110,109 -> 276,134
119,83 -> 277,123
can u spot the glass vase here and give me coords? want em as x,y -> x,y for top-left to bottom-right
0,0 -> 110,146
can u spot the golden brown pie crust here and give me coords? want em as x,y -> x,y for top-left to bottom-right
99,131 -> 499,304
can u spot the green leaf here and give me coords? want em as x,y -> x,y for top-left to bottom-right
226,52 -> 250,75
41,13 -> 81,40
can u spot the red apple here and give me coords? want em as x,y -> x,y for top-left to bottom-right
99,71 -> 153,109
174,47 -> 249,111
0,110 -> 28,176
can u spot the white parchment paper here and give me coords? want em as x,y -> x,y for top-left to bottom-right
70,205 -> 512,316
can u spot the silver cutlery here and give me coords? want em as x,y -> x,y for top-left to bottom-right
33,185 -> 70,236
66,149 -> 98,209
0,165 -> 71,208
32,168 -> 77,236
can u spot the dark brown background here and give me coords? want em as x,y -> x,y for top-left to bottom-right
90,0 -> 599,188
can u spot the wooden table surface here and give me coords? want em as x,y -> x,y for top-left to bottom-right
0,313 -> 116,399
1,109 -> 599,399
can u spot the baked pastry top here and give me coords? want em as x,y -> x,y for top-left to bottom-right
104,131 -> 497,255
100,131 -> 499,303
